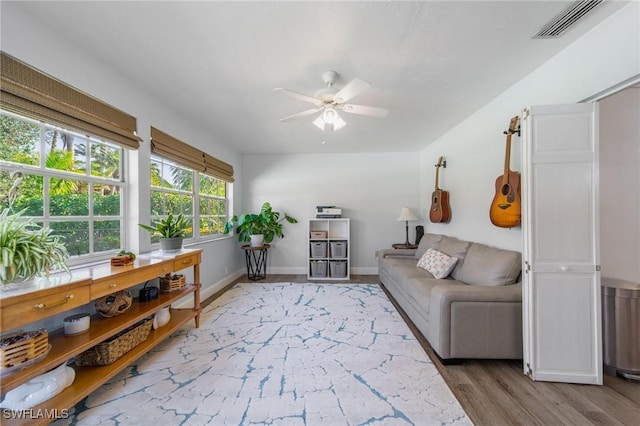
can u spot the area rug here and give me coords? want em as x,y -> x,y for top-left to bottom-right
60,283 -> 471,425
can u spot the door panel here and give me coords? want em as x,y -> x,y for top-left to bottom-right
532,162 -> 595,263
533,111 -> 595,153
522,103 -> 602,385
533,273 -> 597,377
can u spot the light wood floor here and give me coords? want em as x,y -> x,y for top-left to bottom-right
207,274 -> 640,426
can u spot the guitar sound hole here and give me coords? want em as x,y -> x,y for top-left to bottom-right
501,184 -> 511,196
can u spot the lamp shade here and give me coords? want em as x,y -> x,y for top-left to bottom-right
397,207 -> 418,221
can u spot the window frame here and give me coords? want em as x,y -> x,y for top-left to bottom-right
0,112 -> 127,266
149,154 -> 230,246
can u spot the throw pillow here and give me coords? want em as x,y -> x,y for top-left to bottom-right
417,248 -> 458,279
414,233 -> 444,259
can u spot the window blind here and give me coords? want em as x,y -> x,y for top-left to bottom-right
204,153 -> 235,183
0,52 -> 141,149
150,127 -> 234,183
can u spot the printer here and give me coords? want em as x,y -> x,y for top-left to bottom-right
316,206 -> 342,218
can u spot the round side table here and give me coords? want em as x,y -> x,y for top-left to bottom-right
241,244 -> 270,281
392,243 -> 418,249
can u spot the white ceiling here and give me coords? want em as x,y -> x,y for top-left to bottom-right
3,1 -> 627,154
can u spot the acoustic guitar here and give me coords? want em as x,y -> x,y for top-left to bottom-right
430,156 -> 451,223
490,116 -> 521,228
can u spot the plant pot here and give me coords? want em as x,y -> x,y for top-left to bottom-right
159,237 -> 183,252
250,234 -> 264,247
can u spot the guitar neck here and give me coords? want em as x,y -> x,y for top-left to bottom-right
502,134 -> 512,184
434,166 -> 440,191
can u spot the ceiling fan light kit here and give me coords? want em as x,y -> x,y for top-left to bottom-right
275,70 -> 389,132
313,108 -> 346,132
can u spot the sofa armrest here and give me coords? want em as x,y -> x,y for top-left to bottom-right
428,282 -> 523,359
376,248 -> 417,259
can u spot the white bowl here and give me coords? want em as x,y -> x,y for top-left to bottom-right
63,313 -> 90,336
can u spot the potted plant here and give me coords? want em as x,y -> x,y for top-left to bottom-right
0,207 -> 70,287
224,202 -> 298,247
139,213 -> 190,251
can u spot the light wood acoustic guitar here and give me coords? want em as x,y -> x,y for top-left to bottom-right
490,116 -> 521,228
430,156 -> 451,223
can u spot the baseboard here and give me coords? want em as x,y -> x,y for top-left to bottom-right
351,267 -> 378,275
267,266 -> 308,274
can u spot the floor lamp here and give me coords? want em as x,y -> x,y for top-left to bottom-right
397,207 -> 418,247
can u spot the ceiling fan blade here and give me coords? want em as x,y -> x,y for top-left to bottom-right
333,78 -> 371,104
279,107 -> 323,122
274,88 -> 322,106
340,103 -> 389,118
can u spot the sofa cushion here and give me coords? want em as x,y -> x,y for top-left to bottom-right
402,277 -> 450,315
438,236 -> 471,280
456,243 -> 522,286
414,233 -> 445,259
417,249 -> 458,279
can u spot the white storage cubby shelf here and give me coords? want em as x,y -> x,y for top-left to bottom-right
308,218 -> 350,280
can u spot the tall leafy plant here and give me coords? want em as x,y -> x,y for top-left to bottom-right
224,202 -> 297,244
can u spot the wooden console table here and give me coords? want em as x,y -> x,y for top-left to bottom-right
0,249 -> 202,425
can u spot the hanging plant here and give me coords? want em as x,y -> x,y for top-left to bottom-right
0,208 -> 70,285
0,172 -> 70,286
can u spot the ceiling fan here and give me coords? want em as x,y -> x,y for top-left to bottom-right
274,70 -> 389,131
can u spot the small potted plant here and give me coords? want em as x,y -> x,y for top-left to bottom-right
224,202 -> 297,247
139,213 -> 190,251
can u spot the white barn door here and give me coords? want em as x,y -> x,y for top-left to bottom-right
521,103 -> 602,384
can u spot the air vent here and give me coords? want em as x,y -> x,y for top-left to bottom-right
533,0 -> 603,38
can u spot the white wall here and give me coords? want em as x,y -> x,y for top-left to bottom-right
1,4 -> 246,297
418,2 -> 640,253
599,87 -> 640,282
241,153 -> 421,274
3,2 -> 638,282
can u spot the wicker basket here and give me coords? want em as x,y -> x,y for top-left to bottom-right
95,290 -> 133,318
74,318 -> 152,366
160,274 -> 186,293
0,329 -> 49,368
110,255 -> 135,267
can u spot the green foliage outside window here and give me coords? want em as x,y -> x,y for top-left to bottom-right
1,113 -> 123,259
150,156 -> 228,241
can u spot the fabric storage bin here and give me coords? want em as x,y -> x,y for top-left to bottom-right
310,261 -> 327,277
310,231 -> 327,239
329,260 -> 347,278
310,242 -> 327,258
330,241 -> 347,258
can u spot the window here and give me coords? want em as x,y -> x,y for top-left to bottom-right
1,112 -> 125,261
198,173 -> 228,237
150,155 -> 229,243
149,126 -> 233,245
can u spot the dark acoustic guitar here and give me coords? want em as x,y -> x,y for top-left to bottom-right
490,116 -> 521,228
430,156 -> 451,223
